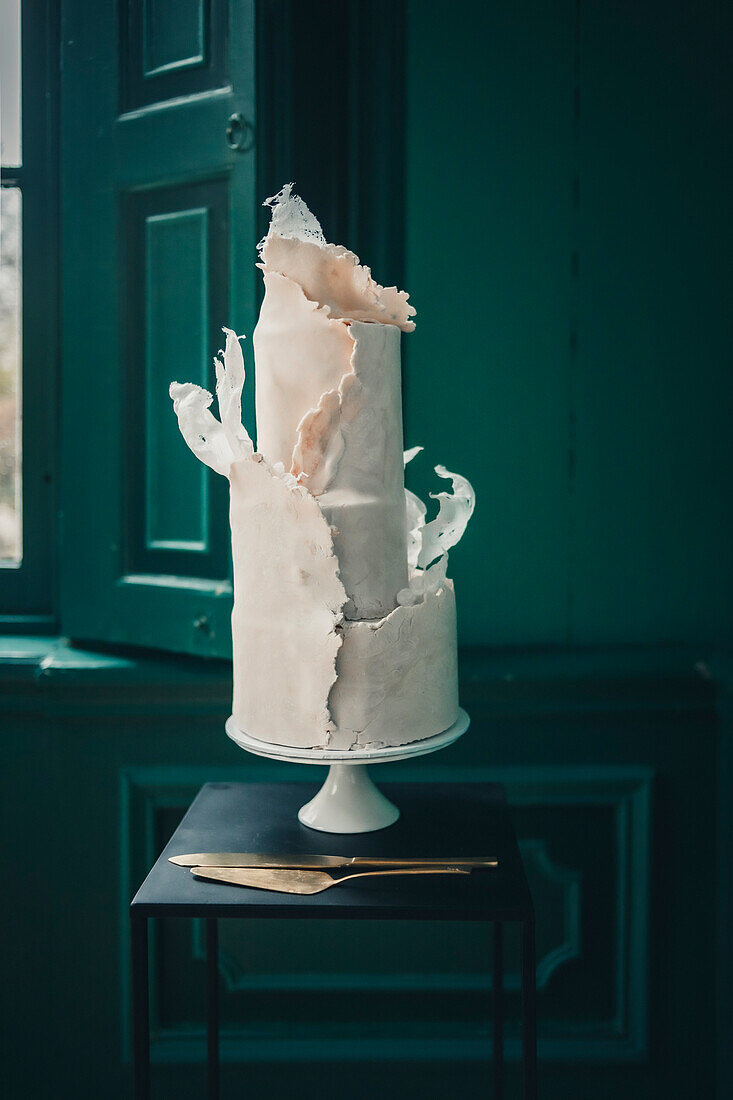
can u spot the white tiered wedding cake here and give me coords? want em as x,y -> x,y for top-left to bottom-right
171,186 -> 474,750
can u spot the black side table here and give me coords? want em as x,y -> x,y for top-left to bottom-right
130,782 -> 537,1099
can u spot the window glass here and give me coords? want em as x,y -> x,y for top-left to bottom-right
0,186 -> 21,562
0,0 -> 22,167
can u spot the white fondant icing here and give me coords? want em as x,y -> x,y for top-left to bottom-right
169,188 -> 477,754
317,322 -> 408,617
230,455 -> 346,748
254,196 -> 410,617
253,270 -> 354,470
403,445 -> 427,570
328,581 -> 459,749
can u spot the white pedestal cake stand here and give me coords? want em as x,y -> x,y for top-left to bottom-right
225,708 -> 470,834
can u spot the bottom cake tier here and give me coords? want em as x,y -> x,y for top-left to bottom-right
232,579 -> 459,752
327,581 -> 458,749
228,451 -> 460,752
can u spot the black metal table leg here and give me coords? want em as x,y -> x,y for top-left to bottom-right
131,914 -> 150,1100
493,921 -> 504,1099
521,917 -> 538,1100
206,919 -> 219,1100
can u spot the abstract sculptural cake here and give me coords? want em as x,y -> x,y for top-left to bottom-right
171,186 -> 474,750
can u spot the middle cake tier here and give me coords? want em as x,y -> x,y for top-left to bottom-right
253,271 -> 408,620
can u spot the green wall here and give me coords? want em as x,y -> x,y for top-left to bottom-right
404,0 -> 733,648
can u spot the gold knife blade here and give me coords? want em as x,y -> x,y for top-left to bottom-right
191,864 -> 472,895
170,853 -> 497,869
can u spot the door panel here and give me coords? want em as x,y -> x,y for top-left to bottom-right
61,0 -> 255,656
120,0 -> 229,111
123,178 -> 230,581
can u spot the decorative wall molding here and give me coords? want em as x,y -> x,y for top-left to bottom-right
520,840 -> 582,990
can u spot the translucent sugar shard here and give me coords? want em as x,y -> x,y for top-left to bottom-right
259,182 -> 326,249
169,382 -> 235,477
417,466 -> 476,569
397,556 -> 448,607
402,445 -> 427,571
170,326 -> 253,477
229,455 -> 347,748
405,488 -> 428,571
398,453 -> 475,606
215,328 -> 253,459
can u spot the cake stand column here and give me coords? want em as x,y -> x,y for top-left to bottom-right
298,763 -> 400,834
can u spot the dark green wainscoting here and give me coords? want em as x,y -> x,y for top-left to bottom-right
3,640 -> 723,1099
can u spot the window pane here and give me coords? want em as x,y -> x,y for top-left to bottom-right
0,186 -> 21,562
0,0 -> 22,166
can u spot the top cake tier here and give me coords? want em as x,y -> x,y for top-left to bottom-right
253,186 -> 416,620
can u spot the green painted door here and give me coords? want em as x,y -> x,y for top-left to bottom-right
60,0 -> 255,657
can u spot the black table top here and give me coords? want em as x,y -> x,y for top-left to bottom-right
131,782 -> 533,921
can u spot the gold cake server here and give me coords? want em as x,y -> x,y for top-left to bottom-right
190,864 -> 472,895
171,853 -> 497,870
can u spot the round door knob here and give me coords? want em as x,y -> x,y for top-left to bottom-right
226,113 -> 254,152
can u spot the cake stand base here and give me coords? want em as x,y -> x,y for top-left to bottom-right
297,764 -> 399,833
225,708 -> 470,834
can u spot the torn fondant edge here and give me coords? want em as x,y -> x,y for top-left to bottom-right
328,580 -> 459,750
258,183 -> 417,332
290,320 -> 362,496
